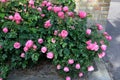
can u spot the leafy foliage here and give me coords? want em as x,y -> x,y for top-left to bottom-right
0,0 -> 111,80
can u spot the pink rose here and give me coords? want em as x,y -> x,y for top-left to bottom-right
63,67 -> 69,72
53,6 -> 62,13
86,40 -> 92,45
68,59 -> 74,64
41,47 -> 47,53
28,0 -> 35,8
86,42 -> 99,51
60,30 -> 68,39
44,20 -> 52,28
106,35 -> 112,41
0,78 -> 3,80
14,42 -> 21,49
86,29 -> 91,35
63,6 -> 69,12
66,76 -> 71,80
8,15 -> 14,20
37,7 -> 42,12
58,11 -> 65,19
88,66 -> 94,71
40,14 -> 45,17
79,72 -> 83,77
100,40 -> 104,44
25,40 -> 34,48
47,52 -> 54,59
54,30 -> 58,36
0,0 -> 7,2
3,27 -> 8,33
46,2 -> 52,7
29,0 -> 34,5
38,38 -> 43,44
24,47 -> 29,52
15,20 -> 21,24
13,12 -> 22,21
75,64 -> 80,69
47,6 -> 53,11
98,52 -> 106,58
51,38 -> 56,43
96,24 -> 103,30
78,11 -> 87,19
33,44 -> 37,50
20,53 -> 25,58
57,64 -> 61,70
101,44 -> 107,51
67,12 -> 74,17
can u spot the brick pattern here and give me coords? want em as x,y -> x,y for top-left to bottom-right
75,0 -> 111,26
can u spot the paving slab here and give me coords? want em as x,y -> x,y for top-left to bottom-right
88,60 -> 112,80
104,0 -> 120,80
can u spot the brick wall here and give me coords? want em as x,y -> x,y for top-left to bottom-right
75,0 -> 111,26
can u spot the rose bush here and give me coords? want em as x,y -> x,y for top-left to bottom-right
0,0 -> 112,80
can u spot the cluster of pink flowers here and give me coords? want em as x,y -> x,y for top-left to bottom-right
86,40 -> 99,51
44,20 -> 52,28
8,12 -> 23,24
96,24 -> 103,30
103,32 -> 112,41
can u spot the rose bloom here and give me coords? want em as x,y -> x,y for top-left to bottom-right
78,11 -> 87,19
68,59 -> 74,64
75,64 -> 81,69
44,20 -> 52,28
53,6 -> 62,13
8,15 -> 14,20
88,66 -> 94,71
0,78 -> 3,80
47,6 -> 53,11
101,44 -> 107,51
60,30 -> 68,39
66,76 -> 71,80
33,44 -> 37,50
51,38 -> 56,43
58,11 -> 65,19
41,46 -> 47,53
13,12 -> 22,21
57,64 -> 61,70
20,53 -> 25,58
3,27 -> 8,33
63,6 -> 69,12
38,38 -> 43,44
14,42 -> 21,49
67,11 -> 74,17
25,40 -> 34,48
96,24 -> 103,30
98,52 -> 106,58
86,29 -> 91,35
47,52 -> 54,59
63,67 -> 69,72
24,47 -> 29,52
79,72 -> 83,77
54,30 -> 58,36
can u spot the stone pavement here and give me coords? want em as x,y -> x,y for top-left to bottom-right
104,0 -> 120,80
